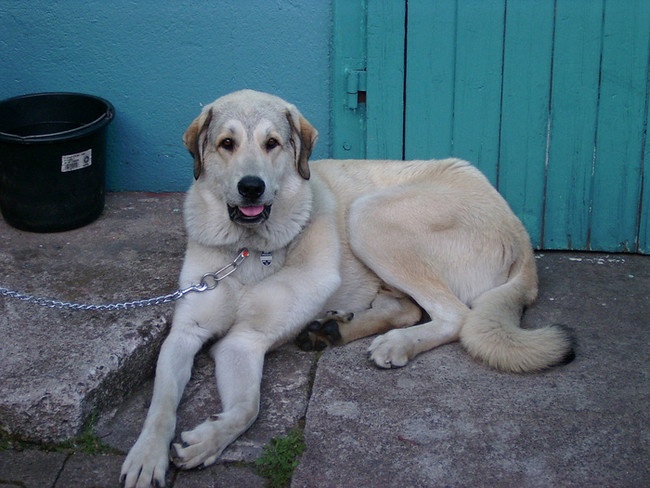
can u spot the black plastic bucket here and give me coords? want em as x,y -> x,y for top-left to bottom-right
0,92 -> 114,232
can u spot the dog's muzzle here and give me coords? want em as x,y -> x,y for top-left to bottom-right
228,204 -> 272,225
230,175 -> 271,225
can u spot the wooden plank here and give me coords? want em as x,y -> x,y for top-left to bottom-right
640,94 -> 650,253
590,0 -> 650,252
403,0 -> 457,160
366,0 -> 405,160
498,0 -> 554,248
332,0 -> 367,159
451,0 -> 505,185
543,0 -> 603,250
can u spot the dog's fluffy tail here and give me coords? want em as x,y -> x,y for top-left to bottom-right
459,251 -> 575,373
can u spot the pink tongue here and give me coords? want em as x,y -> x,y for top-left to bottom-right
239,205 -> 265,217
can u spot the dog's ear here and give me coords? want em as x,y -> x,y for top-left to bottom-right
183,108 -> 213,180
286,109 -> 318,180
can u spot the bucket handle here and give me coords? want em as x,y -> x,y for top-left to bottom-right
0,112 -> 112,141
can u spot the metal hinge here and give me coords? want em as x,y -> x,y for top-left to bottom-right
346,69 -> 367,109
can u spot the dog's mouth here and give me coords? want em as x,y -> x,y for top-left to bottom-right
228,204 -> 272,225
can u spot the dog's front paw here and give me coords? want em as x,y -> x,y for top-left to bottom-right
367,330 -> 413,369
121,436 -> 169,488
295,310 -> 353,351
171,418 -> 229,470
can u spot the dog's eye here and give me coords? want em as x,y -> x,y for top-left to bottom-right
265,138 -> 279,151
219,138 -> 234,151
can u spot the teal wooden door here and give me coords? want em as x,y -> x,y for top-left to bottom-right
333,0 -> 650,254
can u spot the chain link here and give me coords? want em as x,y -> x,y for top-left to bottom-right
0,249 -> 249,312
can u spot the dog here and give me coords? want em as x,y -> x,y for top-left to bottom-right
120,90 -> 574,487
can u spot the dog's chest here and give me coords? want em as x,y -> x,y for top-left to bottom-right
236,249 -> 287,284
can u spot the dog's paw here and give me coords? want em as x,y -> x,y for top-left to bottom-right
171,418 -> 228,471
295,311 -> 353,351
367,330 -> 413,369
120,436 -> 169,488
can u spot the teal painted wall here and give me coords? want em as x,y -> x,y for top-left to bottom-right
0,1 -> 332,191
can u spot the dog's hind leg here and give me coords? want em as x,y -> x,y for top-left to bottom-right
295,289 -> 422,351
366,285 -> 468,368
347,186 -> 472,368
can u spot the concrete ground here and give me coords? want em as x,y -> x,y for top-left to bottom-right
0,192 -> 648,487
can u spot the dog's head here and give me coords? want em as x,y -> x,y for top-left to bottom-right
183,90 -> 318,226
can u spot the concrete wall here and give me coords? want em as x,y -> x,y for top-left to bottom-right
0,1 -> 332,191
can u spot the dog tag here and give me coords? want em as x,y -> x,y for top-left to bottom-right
260,252 -> 273,267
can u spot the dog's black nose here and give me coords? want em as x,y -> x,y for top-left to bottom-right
238,176 -> 266,201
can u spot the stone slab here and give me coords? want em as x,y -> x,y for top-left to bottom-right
291,253 -> 650,488
2,340 -> 313,488
173,464 -> 266,488
0,449 -> 67,488
54,452 -> 124,488
0,193 -> 186,441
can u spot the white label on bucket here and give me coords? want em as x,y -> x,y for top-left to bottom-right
61,149 -> 92,172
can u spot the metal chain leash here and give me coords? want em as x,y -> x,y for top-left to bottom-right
0,249 -> 249,312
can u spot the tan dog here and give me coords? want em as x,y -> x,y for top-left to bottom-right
121,90 -> 574,487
